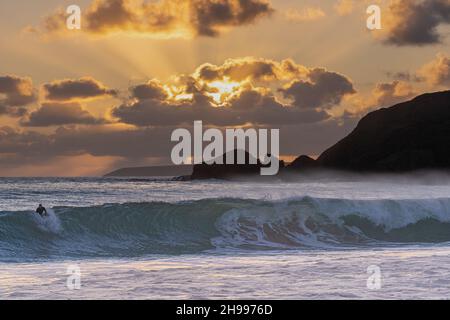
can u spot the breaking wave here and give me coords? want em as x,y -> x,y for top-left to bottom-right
2,197 -> 450,261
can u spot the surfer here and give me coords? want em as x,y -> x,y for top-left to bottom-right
36,204 -> 48,217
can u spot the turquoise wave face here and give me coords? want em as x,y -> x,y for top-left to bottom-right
2,197 -> 450,262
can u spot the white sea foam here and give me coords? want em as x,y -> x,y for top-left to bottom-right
33,209 -> 62,234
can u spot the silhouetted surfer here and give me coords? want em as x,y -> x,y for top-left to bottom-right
36,204 -> 48,217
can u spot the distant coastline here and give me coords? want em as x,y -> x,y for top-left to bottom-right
104,165 -> 193,177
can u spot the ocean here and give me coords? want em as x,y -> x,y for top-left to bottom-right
1,175 -> 450,299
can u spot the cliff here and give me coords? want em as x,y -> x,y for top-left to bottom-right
317,90 -> 450,171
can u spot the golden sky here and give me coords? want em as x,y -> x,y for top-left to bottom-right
0,0 -> 449,176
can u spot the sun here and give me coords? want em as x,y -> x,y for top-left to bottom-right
207,79 -> 241,104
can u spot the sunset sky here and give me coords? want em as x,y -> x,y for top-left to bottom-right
0,0 -> 449,176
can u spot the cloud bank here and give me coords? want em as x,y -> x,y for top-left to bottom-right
0,75 -> 37,117
36,0 -> 274,38
382,0 -> 450,46
21,102 -> 107,127
112,57 -> 356,126
43,77 -> 118,101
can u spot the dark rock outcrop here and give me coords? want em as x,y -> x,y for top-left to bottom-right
288,155 -> 318,171
191,150 -> 285,180
317,90 -> 450,172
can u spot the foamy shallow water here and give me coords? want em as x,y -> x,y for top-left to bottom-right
2,247 -> 450,299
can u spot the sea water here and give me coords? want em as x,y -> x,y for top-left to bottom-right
1,174 -> 450,299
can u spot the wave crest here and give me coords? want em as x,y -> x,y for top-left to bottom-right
2,197 -> 450,261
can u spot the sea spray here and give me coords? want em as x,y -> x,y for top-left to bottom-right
33,208 -> 62,234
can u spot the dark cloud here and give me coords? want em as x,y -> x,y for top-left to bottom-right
0,75 -> 37,117
112,85 -> 329,127
37,0 -> 274,38
112,95 -> 211,126
226,88 -> 329,125
43,77 -> 118,101
280,68 -> 355,109
85,0 -> 142,32
130,80 -> 168,100
0,125 -> 173,161
192,0 -> 274,36
21,102 -> 107,127
384,0 -> 450,46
